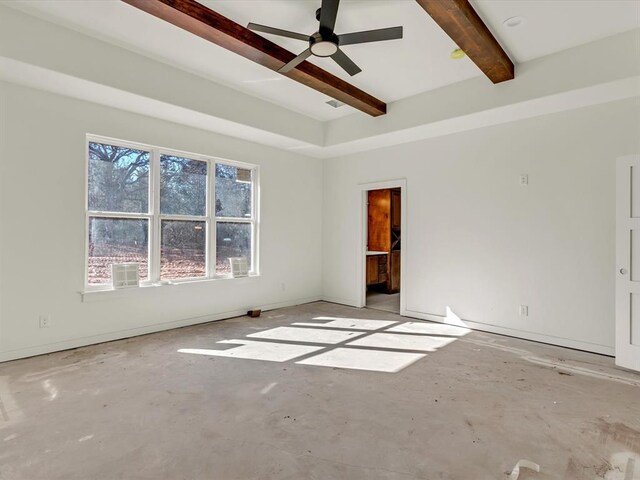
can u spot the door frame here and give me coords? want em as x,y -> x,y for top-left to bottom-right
616,154 -> 640,372
357,179 -> 407,316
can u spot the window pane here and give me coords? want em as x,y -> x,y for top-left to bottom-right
215,164 -> 252,218
216,222 -> 252,275
161,220 -> 206,280
160,155 -> 207,216
88,142 -> 149,213
88,218 -> 149,284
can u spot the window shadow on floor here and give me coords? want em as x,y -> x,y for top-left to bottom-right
179,316 -> 469,373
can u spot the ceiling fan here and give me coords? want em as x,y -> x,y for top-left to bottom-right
248,0 -> 403,76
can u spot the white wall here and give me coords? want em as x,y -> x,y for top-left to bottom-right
1,7 -> 638,362
2,88 -> 638,362
0,5 -> 324,150
323,99 -> 640,355
0,82 -> 323,362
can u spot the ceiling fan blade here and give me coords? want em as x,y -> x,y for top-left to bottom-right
319,0 -> 340,34
338,26 -> 403,46
247,23 -> 309,42
279,49 -> 312,73
331,49 -> 361,76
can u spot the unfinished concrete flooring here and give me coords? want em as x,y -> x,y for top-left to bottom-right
0,302 -> 639,480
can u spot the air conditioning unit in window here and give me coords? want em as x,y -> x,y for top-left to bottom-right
229,257 -> 249,278
111,263 -> 140,289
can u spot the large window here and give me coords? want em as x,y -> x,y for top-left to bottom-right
86,136 -> 258,288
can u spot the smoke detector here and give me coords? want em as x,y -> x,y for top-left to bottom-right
503,16 -> 526,28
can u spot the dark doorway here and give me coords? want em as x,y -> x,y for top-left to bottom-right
365,188 -> 400,314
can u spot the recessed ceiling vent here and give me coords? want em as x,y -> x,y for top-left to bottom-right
326,99 -> 346,108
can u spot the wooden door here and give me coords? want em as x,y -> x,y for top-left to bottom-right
366,256 -> 379,285
391,189 -> 401,230
366,255 -> 388,285
389,251 -> 401,293
616,155 -> 640,372
368,189 -> 391,252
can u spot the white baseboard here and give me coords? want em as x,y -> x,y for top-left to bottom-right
404,309 -> 615,356
320,295 -> 615,356
0,296 -> 322,363
321,295 -> 360,308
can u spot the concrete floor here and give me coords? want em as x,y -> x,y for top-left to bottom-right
367,291 -> 400,314
0,302 -> 639,480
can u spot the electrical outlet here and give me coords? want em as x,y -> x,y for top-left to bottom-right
519,174 -> 529,185
39,315 -> 51,328
519,305 -> 528,317
281,283 -> 286,291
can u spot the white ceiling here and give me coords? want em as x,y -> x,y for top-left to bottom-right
4,0 -> 640,121
472,0 -> 640,63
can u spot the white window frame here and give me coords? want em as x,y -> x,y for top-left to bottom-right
85,134 -> 260,291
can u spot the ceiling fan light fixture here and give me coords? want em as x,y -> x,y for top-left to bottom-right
310,40 -> 339,57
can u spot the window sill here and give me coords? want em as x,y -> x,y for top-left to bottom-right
81,274 -> 260,303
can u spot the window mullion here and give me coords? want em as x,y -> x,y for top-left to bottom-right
84,212 -> 90,287
252,166 -> 259,275
86,211 -> 153,219
208,161 -> 215,278
158,214 -> 208,222
214,217 -> 253,223
150,148 -> 161,282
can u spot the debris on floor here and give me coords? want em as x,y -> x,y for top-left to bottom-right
509,459 -> 540,479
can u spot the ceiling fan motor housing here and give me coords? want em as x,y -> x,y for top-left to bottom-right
309,31 -> 339,57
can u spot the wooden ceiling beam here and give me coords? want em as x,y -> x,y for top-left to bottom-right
121,0 -> 386,116
415,0 -> 514,84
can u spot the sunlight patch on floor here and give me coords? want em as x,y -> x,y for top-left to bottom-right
179,314 -> 468,373
247,326 -> 365,344
178,340 -> 323,362
387,322 -> 470,336
294,317 -> 397,330
348,333 -> 457,351
296,348 -> 426,373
